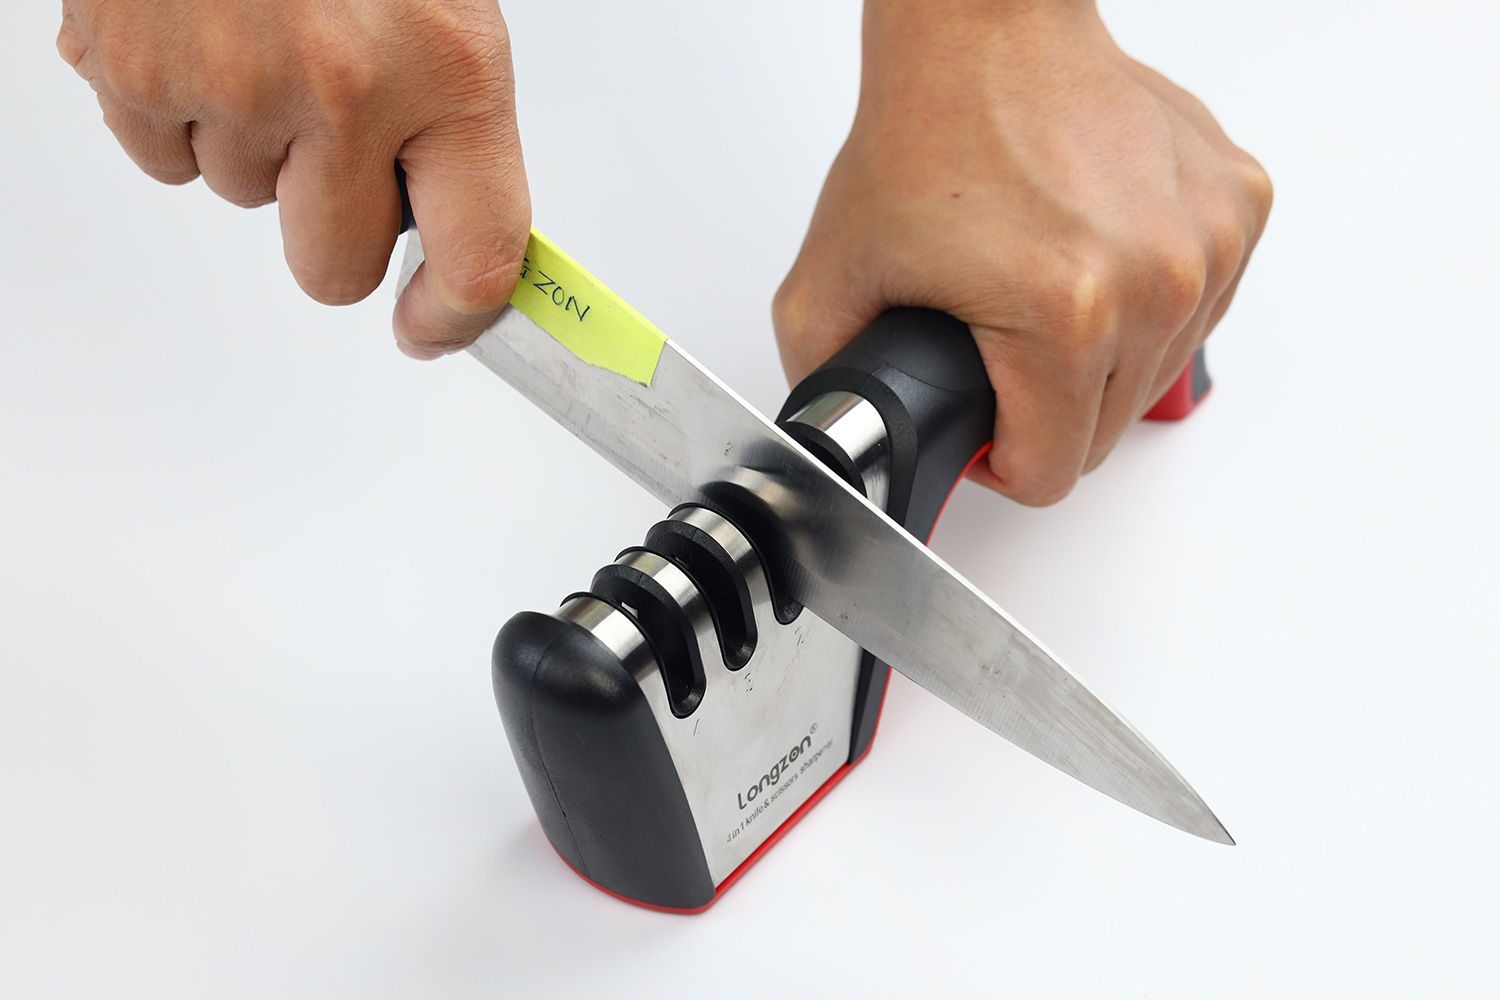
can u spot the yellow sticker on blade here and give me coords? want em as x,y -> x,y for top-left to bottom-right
508,229 -> 667,385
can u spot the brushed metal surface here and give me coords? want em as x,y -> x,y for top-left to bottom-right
575,516 -> 861,884
785,391 -> 891,510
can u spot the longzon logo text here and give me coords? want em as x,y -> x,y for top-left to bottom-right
736,731 -> 815,811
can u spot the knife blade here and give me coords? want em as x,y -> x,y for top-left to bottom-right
397,228 -> 1231,845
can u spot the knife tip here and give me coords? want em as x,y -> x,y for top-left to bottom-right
1150,777 -> 1235,846
1189,807 -> 1235,846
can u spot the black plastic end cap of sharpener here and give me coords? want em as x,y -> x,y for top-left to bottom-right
492,611 -> 715,911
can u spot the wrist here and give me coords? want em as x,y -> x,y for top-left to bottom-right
859,0 -> 1111,110
864,0 -> 1100,40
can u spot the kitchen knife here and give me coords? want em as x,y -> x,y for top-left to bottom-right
394,198 -> 1230,844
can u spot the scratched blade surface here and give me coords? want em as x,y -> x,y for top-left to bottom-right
458,304 -> 1230,845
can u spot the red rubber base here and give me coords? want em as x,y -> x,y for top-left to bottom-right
1144,354 -> 1210,422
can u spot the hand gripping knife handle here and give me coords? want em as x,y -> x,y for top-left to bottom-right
492,310 -> 1210,913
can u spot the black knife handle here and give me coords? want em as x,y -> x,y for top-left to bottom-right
777,308 -> 995,540
396,165 -> 416,234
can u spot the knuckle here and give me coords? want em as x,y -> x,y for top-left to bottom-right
97,103 -> 198,185
1150,235 -> 1209,332
198,153 -> 275,206
1205,213 -> 1247,280
769,273 -> 847,382
497,213 -> 532,257
443,29 -> 507,82
184,28 -> 269,122
418,7 -> 510,82
97,38 -> 167,109
298,31 -> 380,130
402,328 -> 477,356
56,17 -> 89,71
770,277 -> 808,335
993,454 -> 1078,508
223,188 -> 276,209
1020,483 -> 1076,508
439,246 -> 523,312
1033,251 -> 1119,360
209,63 -> 270,123
1237,154 -> 1275,221
143,162 -> 201,187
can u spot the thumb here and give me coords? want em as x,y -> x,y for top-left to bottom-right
393,117 -> 531,359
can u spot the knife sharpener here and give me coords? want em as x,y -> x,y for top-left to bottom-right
492,310 -> 1210,912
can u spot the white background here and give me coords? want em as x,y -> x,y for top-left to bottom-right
3,2 -> 1497,997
